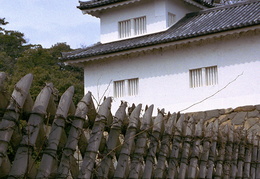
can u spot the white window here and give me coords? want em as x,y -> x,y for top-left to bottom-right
114,80 -> 125,98
168,13 -> 176,27
128,78 -> 139,96
190,68 -> 203,88
119,19 -> 131,38
205,66 -> 218,86
190,66 -> 218,88
114,78 -> 139,98
134,16 -> 146,35
119,16 -> 146,38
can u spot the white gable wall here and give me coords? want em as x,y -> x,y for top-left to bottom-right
100,0 -> 199,43
83,31 -> 260,114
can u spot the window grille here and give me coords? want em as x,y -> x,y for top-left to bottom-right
190,68 -> 203,88
128,78 -> 139,96
134,16 -> 146,35
114,80 -> 125,98
206,66 -> 218,86
119,19 -> 131,38
168,13 -> 176,27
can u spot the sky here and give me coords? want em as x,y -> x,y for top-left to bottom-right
0,0 -> 100,49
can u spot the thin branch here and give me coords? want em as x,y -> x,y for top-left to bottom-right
180,72 -> 244,112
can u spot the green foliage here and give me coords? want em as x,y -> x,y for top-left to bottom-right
0,17 -> 84,104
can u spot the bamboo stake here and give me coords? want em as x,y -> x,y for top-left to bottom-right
78,97 -> 112,178
256,136 -> 260,179
223,125 -> 234,179
230,127 -> 240,178
187,118 -> 203,178
250,133 -> 258,179
129,105 -> 154,179
114,104 -> 142,179
8,83 -> 54,178
178,117 -> 195,179
167,113 -> 185,179
57,92 -> 95,178
36,86 -> 74,178
243,131 -> 253,179
236,129 -> 246,178
206,119 -> 219,178
97,101 -> 127,178
0,74 -> 33,177
143,110 -> 170,179
215,125 -> 228,179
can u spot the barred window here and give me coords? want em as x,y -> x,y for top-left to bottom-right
168,13 -> 176,27
206,66 -> 218,86
190,68 -> 203,88
134,16 -> 146,35
119,19 -> 131,38
128,78 -> 139,96
190,66 -> 218,88
114,80 -> 125,98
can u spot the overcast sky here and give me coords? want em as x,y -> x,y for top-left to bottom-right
0,0 -> 100,49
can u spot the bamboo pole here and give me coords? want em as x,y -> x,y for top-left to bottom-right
8,83 -> 54,178
0,74 -> 33,177
187,118 -> 203,178
215,125 -> 228,179
223,125 -> 234,179
142,110 -> 170,179
243,131 -> 253,179
57,92 -> 96,178
178,117 -> 195,179
236,129 -> 246,178
36,86 -> 74,178
114,104 -> 142,179
78,97 -> 112,178
230,127 -> 240,178
129,105 -> 154,179
206,119 -> 219,178
256,136 -> 260,179
251,134 -> 259,179
97,101 -> 127,178
167,113 -> 185,179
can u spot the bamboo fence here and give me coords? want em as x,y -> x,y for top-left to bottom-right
0,72 -> 259,178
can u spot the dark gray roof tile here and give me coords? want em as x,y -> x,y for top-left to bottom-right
63,0 -> 260,60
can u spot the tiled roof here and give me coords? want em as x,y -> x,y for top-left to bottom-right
78,0 -> 129,9
63,0 -> 260,60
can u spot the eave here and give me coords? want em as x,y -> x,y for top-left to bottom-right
64,26 -> 260,67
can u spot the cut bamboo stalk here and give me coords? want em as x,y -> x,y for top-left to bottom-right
129,105 -> 154,179
8,83 -> 54,178
230,127 -> 240,178
236,129 -> 246,178
143,110 -> 170,179
78,97 -> 112,178
256,136 -> 260,179
36,86 -> 74,178
243,131 -> 253,179
251,134 -> 259,179
114,104 -> 142,179
167,113 -> 185,179
206,119 -> 219,178
0,74 -> 33,177
223,125 -> 234,179
215,125 -> 228,179
57,92 -> 95,178
97,101 -> 127,178
187,118 -> 203,179
178,117 -> 194,179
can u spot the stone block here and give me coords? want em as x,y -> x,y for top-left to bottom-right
244,118 -> 260,130
234,105 -> 255,112
231,112 -> 247,125
247,110 -> 260,118
205,109 -> 220,120
192,111 -> 206,121
224,108 -> 234,114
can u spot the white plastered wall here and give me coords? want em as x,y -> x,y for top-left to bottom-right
84,32 -> 260,114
